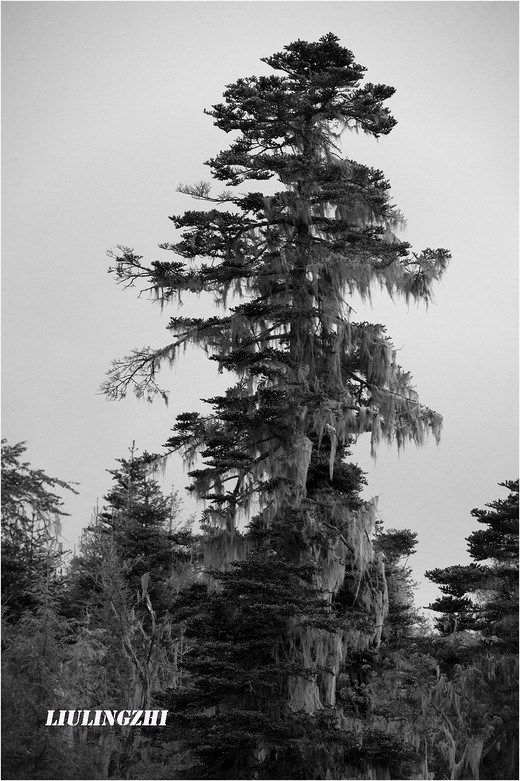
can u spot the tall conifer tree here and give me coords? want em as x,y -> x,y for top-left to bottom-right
104,35 -> 449,778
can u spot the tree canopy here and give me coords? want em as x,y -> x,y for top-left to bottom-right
103,33 -> 449,526
101,34 -> 451,779
427,480 -> 519,648
1,439 -> 77,621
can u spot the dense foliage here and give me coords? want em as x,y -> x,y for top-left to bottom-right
101,33 -> 450,779
425,481 -> 519,780
1,441 -> 82,778
427,480 -> 518,648
1,439 -> 76,621
4,33 -> 516,781
2,444 -> 518,779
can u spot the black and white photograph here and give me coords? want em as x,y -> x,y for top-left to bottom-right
2,1 -> 518,779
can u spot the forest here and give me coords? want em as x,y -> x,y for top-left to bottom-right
2,34 -> 518,781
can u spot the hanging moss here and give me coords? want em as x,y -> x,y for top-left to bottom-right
203,529 -> 250,592
103,33 -> 451,780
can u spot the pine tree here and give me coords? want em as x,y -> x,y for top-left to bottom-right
96,445 -> 193,613
427,480 -> 518,649
62,449 -> 198,779
1,439 -> 77,622
66,446 -> 195,618
425,480 -> 519,780
1,570 -> 97,779
374,528 -> 423,645
103,34 -> 449,778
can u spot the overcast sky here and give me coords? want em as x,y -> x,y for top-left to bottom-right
2,1 -> 518,609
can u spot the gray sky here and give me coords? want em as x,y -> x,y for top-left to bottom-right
2,1 -> 518,609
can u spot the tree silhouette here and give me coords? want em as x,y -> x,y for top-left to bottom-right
104,34 -> 449,778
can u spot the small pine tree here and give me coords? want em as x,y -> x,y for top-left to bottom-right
1,439 -> 77,622
62,449 -> 199,779
427,480 -> 519,649
425,480 -> 519,780
374,528 -> 422,644
67,447 -> 196,619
